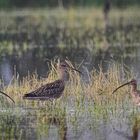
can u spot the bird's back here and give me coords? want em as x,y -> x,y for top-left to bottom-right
23,80 -> 65,100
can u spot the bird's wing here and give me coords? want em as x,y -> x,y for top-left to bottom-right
23,80 -> 64,98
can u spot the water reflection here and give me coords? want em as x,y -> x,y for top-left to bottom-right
0,107 -> 67,140
0,57 -> 13,85
0,113 -> 23,139
113,117 -> 140,140
0,104 -> 140,139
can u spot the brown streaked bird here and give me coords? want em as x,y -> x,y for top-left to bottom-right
112,79 -> 140,106
23,61 -> 81,100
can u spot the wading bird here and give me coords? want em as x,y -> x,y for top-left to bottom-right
23,61 -> 81,100
112,79 -> 140,106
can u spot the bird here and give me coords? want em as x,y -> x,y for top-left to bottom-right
112,79 -> 140,106
23,61 -> 81,100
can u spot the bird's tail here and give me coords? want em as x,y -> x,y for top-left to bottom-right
0,90 -> 15,104
23,93 -> 29,99
23,93 -> 36,99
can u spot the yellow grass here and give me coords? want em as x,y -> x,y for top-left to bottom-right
0,60 -> 134,110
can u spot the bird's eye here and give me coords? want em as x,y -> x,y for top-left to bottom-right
61,64 -> 66,67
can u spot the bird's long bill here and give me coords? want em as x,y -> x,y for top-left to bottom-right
0,90 -> 15,103
112,81 -> 131,94
69,66 -> 82,74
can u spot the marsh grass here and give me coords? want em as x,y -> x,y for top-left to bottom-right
0,61 -> 136,116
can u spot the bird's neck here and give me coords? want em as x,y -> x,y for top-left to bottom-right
59,70 -> 68,82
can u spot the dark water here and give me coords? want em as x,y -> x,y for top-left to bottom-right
0,45 -> 140,85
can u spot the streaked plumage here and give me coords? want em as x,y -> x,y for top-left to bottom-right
112,79 -> 140,106
23,61 -> 81,100
23,80 -> 64,100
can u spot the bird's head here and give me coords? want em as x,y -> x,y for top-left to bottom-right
129,79 -> 137,85
57,60 -> 82,80
57,61 -> 81,73
112,79 -> 137,94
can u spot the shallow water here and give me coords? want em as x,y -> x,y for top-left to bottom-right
0,45 -> 139,83
0,101 -> 139,140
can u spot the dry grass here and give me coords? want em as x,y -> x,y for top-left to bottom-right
0,60 -> 134,110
